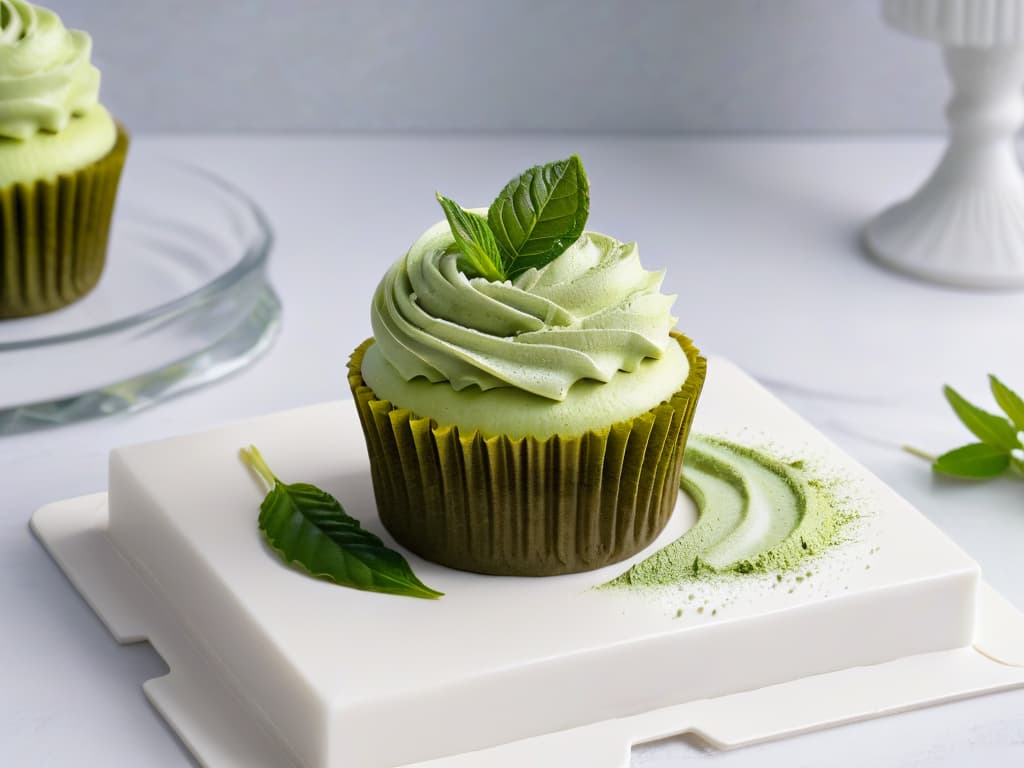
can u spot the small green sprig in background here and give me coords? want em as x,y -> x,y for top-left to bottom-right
906,375 -> 1024,480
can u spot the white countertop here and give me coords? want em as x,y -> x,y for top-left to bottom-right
3,135 -> 1023,767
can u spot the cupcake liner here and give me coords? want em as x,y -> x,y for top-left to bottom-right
348,332 -> 707,576
0,125 -> 129,319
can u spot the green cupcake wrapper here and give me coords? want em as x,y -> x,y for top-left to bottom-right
347,332 -> 707,577
0,126 -> 129,319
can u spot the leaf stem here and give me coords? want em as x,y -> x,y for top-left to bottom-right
239,445 -> 279,490
902,445 -> 937,463
1012,451 -> 1024,479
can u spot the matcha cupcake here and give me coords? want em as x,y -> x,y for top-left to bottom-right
0,0 -> 128,319
348,156 -> 706,576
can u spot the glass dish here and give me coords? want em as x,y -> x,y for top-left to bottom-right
0,152 -> 280,435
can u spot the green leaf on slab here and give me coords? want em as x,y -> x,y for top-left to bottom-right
990,374 -> 1024,432
487,155 -> 590,280
239,446 -> 443,600
933,443 -> 1011,479
436,193 -> 505,282
943,385 -> 1020,452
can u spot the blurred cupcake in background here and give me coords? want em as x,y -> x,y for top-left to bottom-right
0,0 -> 128,319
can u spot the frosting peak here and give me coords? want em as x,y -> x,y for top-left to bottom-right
0,0 -> 101,140
371,217 -> 677,401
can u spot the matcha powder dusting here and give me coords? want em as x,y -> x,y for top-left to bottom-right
602,436 -> 857,590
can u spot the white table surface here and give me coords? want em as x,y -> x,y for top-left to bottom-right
3,135 -> 1023,767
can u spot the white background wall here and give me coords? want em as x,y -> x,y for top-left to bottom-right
58,0 -> 949,134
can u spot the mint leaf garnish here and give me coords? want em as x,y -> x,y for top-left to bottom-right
943,385 -> 1020,451
933,443 -> 1012,479
240,446 -> 443,600
435,193 -> 505,282
435,156 -> 591,282
990,375 -> 1024,431
487,155 -> 590,280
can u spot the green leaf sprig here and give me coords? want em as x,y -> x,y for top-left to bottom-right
905,375 -> 1024,480
436,155 -> 590,282
239,446 -> 443,599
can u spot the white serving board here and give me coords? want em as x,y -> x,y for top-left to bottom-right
31,358 -> 1024,768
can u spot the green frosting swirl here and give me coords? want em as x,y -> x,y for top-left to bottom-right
0,0 -> 101,140
371,216 -> 677,402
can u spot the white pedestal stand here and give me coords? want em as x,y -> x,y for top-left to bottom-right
866,0 -> 1024,288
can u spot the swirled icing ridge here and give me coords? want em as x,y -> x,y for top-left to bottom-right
371,217 -> 677,401
0,0 -> 101,140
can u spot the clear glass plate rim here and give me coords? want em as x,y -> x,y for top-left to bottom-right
0,158 -> 274,353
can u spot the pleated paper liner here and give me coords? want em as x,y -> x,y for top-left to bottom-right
0,125 -> 129,319
348,332 -> 707,577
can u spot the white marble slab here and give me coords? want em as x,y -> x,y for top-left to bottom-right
33,357 -> 1003,767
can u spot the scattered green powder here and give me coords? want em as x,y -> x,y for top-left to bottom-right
675,608 -> 683,619
697,606 -> 704,614
601,435 -> 857,590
